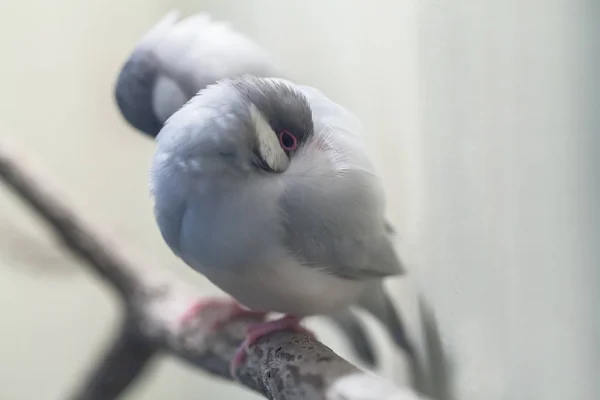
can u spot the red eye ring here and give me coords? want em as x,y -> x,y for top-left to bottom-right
278,130 -> 298,151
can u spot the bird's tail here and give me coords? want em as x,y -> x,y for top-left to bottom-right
357,282 -> 428,392
325,308 -> 378,367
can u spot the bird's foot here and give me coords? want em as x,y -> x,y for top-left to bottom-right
230,315 -> 316,375
180,297 -> 266,332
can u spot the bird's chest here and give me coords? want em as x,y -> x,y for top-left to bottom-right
176,178 -> 365,316
195,257 -> 366,317
178,184 -> 280,269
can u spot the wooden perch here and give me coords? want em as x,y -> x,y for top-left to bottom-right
0,141 -> 426,400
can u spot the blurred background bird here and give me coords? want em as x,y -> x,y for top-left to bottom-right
115,10 -> 282,138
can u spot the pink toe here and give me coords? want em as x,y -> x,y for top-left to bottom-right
180,300 -> 210,325
230,316 -> 316,376
179,298 -> 266,329
231,342 -> 250,376
245,316 -> 315,347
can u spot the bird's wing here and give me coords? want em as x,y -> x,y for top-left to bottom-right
299,84 -> 400,243
278,84 -> 404,280
149,11 -> 282,98
280,175 -> 404,280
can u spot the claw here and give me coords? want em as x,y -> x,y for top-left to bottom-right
180,298 -> 266,331
230,315 -> 316,376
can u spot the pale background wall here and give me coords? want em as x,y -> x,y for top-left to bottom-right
0,1 -> 597,400
415,1 -> 599,399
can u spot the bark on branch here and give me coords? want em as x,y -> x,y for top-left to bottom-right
0,141 -> 425,400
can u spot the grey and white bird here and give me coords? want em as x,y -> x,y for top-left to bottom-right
115,10 -> 281,138
150,74 -> 421,383
115,11 -> 421,380
115,10 -> 390,367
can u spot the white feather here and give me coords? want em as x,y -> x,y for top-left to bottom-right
137,10 -> 281,94
135,10 -> 181,51
195,256 -> 365,317
152,75 -> 187,122
249,104 -> 289,172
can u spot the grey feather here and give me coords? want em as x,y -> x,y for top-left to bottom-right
115,50 -> 164,136
357,283 -> 416,360
326,308 -> 378,366
357,282 -> 427,391
281,183 -> 404,280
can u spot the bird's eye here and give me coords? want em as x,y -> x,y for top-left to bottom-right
278,130 -> 298,151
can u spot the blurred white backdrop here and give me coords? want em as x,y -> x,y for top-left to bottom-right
0,1 -> 598,400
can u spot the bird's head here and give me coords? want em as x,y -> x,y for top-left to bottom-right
156,75 -> 314,176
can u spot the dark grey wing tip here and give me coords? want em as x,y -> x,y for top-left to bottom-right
114,52 -> 163,138
325,309 -> 378,367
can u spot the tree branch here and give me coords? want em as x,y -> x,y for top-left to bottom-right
68,319 -> 157,400
0,141 -> 139,298
0,141 -> 426,400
